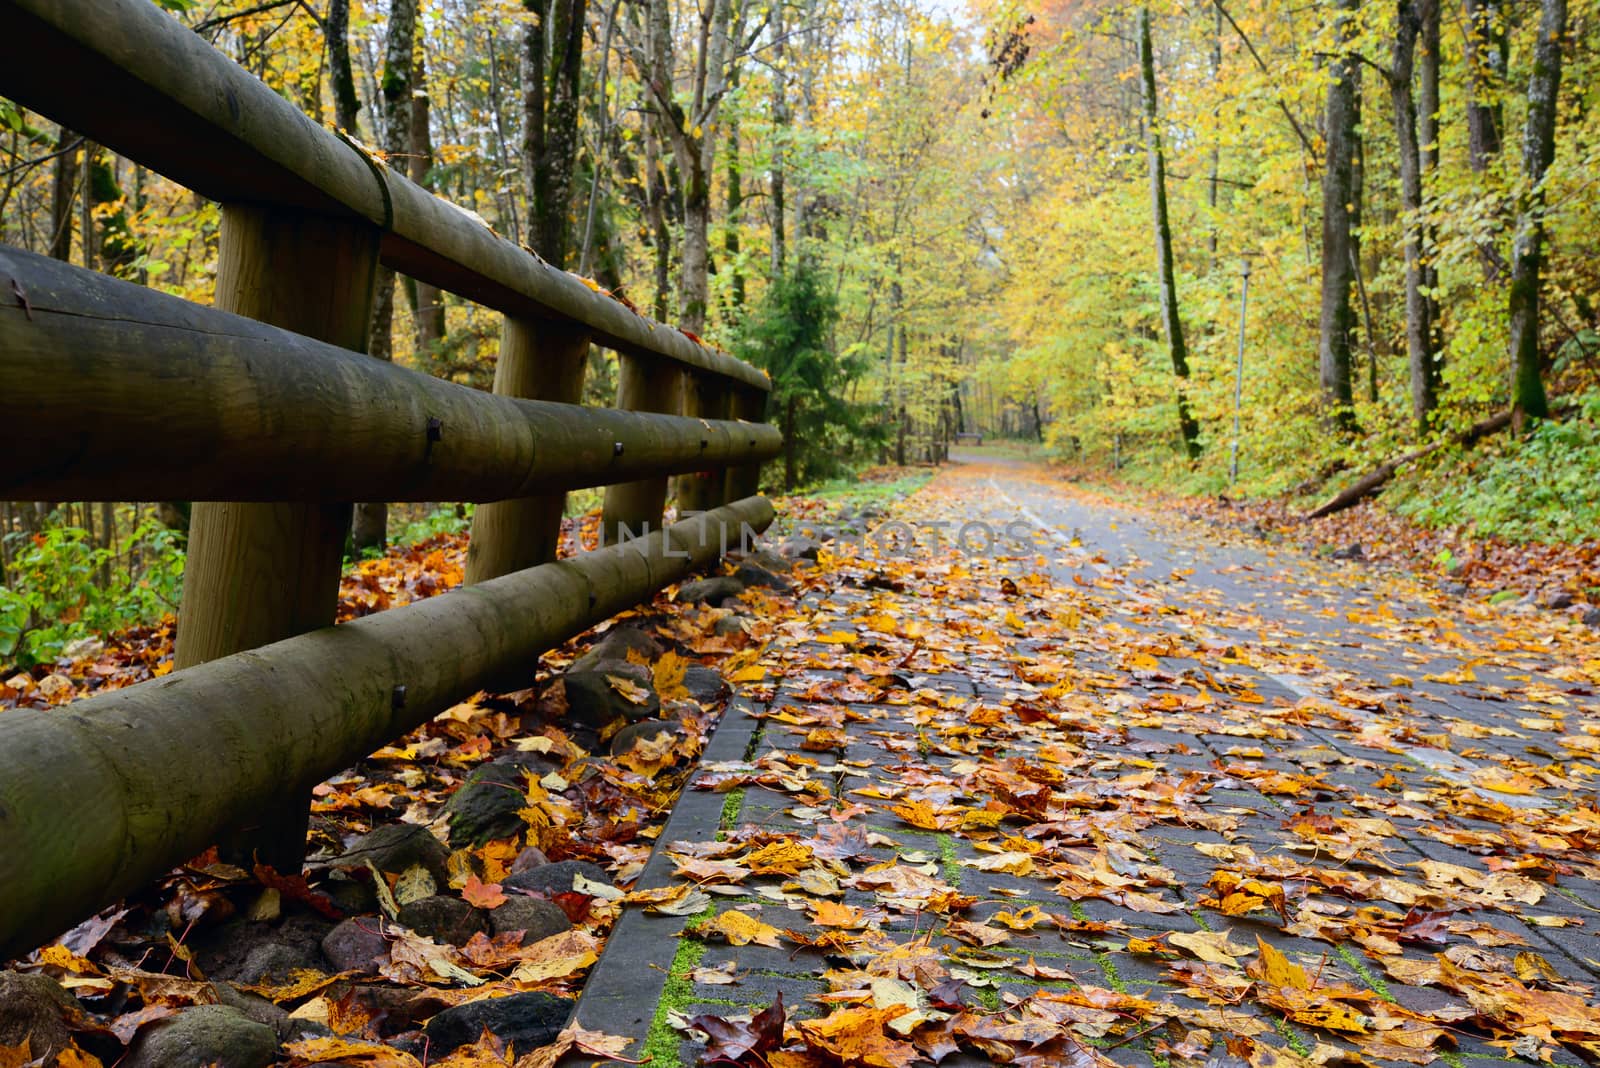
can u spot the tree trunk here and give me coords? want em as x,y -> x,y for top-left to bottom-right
356,0 -> 420,554
770,0 -> 788,275
409,56 -> 445,355
1508,0 -> 1567,427
327,0 -> 361,134
1318,0 -> 1359,420
1136,5 -> 1200,459
1391,0 -> 1438,429
724,66 -> 745,314
48,126 -> 75,262
524,0 -> 587,268
1464,0 -> 1507,171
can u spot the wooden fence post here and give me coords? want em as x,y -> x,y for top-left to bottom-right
600,355 -> 684,546
465,319 -> 590,581
175,203 -> 378,872
677,372 -> 731,515
725,386 -> 770,503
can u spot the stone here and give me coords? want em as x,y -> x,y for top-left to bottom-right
0,971 -> 76,1063
235,938 -> 324,986
682,664 -> 728,702
569,626 -> 663,675
712,613 -> 748,637
563,660 -> 659,727
750,548 -> 795,572
331,823 -> 451,885
675,576 -> 745,606
511,846 -> 550,875
443,761 -> 529,847
1545,590 -> 1575,610
733,562 -> 791,593
395,895 -> 485,946
422,991 -> 572,1058
321,916 -> 391,972
122,1005 -> 277,1068
610,719 -> 684,756
488,898 -> 573,945
503,859 -> 613,898
1330,543 -> 1364,561
779,535 -> 822,561
211,982 -> 294,1044
1439,581 -> 1469,597
1584,607 -> 1600,628
320,873 -> 378,916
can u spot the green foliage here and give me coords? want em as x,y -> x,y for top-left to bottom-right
0,521 -> 186,669
736,261 -> 879,488
1394,392 -> 1600,543
390,505 -> 474,549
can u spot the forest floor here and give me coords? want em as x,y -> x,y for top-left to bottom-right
7,452 -> 1600,1067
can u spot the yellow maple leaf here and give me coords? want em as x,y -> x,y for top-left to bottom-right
698,910 -> 783,948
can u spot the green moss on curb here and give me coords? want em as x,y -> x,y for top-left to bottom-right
1335,943 -> 1393,1002
640,935 -> 708,1068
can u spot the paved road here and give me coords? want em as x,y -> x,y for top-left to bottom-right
572,456 -> 1600,1067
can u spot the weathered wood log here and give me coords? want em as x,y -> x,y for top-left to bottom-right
174,203 -> 380,870
0,0 -> 769,392
465,320 -> 591,581
0,497 -> 774,961
677,374 -> 732,514
725,387 -> 771,503
601,356 -> 686,545
0,247 -> 780,502
1306,408 -> 1516,519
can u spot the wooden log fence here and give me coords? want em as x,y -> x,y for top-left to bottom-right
0,0 -> 778,955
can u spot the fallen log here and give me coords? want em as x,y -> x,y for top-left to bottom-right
1306,409 -> 1517,519
0,246 -> 780,502
0,496 -> 773,960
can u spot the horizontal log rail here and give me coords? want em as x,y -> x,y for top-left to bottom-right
0,0 -> 767,392
0,499 -> 775,960
0,248 -> 780,502
0,0 -> 784,963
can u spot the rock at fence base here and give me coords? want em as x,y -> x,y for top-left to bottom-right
422,991 -> 572,1058
510,845 -> 549,875
321,916 -> 391,973
235,938 -> 325,986
563,660 -> 659,727
683,665 -> 728,702
0,971 -> 76,1062
396,895 -> 485,946
122,1005 -> 277,1068
211,982 -> 294,1044
610,719 -> 684,756
569,626 -> 663,675
677,576 -> 745,606
1330,543 -> 1365,561
733,562 -> 791,593
743,548 -> 794,573
443,762 -> 529,847
712,612 -> 749,637
1545,591 -> 1575,610
1584,607 -> 1600,628
332,824 -> 451,885
320,873 -> 378,916
779,535 -> 822,561
489,898 -> 573,945
503,859 -> 613,898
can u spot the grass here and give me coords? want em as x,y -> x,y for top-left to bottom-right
793,468 -> 934,509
